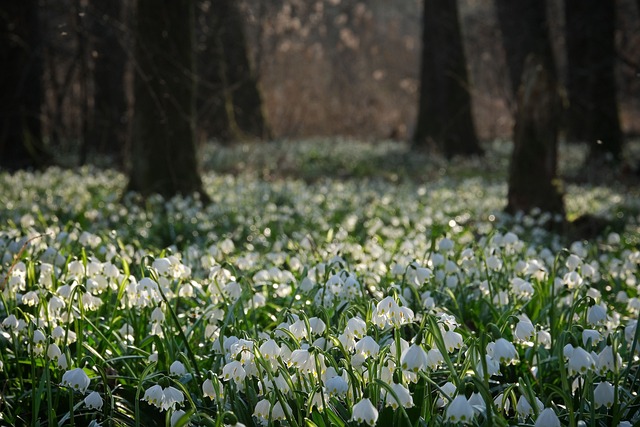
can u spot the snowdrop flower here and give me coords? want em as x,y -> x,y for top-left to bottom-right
345,317 -> 367,339
476,355 -> 500,377
487,338 -> 518,365
326,374 -> 348,397
222,360 -> 246,383
594,381 -> 615,408
259,339 -> 281,361
351,398 -> 378,426
142,384 -> 164,408
446,395 -> 474,424
384,382 -> 414,409
253,398 -> 270,422
586,304 -> 607,326
443,330 -> 463,353
171,409 -> 189,427
514,316 -> 536,342
426,348 -> 444,370
565,254 -> 582,271
401,343 -> 428,373
516,394 -> 543,417
581,329 -> 602,347
535,408 -> 561,427
271,401 -> 289,422
62,368 -> 91,393
84,391 -> 103,410
170,360 -> 186,376
536,330 -> 552,348
567,346 -> 595,375
596,345 -> 622,374
161,386 -> 184,411
202,377 -> 223,400
355,336 -> 380,357
21,291 -> 39,306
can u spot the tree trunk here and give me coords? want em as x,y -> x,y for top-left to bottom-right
495,0 -> 556,98
565,0 -> 622,161
413,0 -> 482,158
90,0 -> 128,167
0,0 -> 49,170
128,0 -> 209,202
507,55 -> 564,216
216,0 -> 270,140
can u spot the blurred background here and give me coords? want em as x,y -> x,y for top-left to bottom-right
1,0 -> 639,169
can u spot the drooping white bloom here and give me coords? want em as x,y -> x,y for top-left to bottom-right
384,382 -> 414,409
351,398 -> 378,426
202,377 -> 222,400
161,386 -> 184,411
567,346 -> 595,375
401,344 -> 428,373
253,398 -> 271,423
587,304 -> 607,326
355,336 -> 380,357
169,360 -> 187,376
222,360 -> 246,383
597,345 -> 622,374
487,338 -> 518,365
62,368 -> 91,393
581,329 -> 602,347
535,408 -> 561,427
443,330 -> 464,353
514,316 -> 536,342
516,394 -> 543,417
170,409 -> 189,427
84,391 -> 103,410
142,384 -> 164,408
594,381 -> 615,408
446,395 -> 474,424
325,374 -> 349,397
345,317 -> 367,339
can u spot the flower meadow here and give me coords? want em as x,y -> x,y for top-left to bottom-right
1,141 -> 640,426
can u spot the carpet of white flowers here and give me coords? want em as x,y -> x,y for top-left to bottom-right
1,141 -> 639,426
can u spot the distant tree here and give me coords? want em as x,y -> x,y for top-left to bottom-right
413,0 -> 482,157
197,0 -> 269,143
506,55 -> 564,216
565,0 -> 622,161
495,0 -> 555,99
90,0 -> 128,166
0,0 -> 49,170
127,0 -> 209,202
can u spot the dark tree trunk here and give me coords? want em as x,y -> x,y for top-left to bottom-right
128,0 -> 209,202
216,0 -> 270,140
507,55 -> 564,216
196,0 -> 240,143
196,0 -> 269,143
565,0 -> 622,161
0,0 -> 49,170
495,0 -> 556,98
412,0 -> 482,158
90,0 -> 128,166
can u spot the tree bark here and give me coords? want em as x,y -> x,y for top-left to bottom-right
565,0 -> 622,161
0,0 -> 49,170
507,55 -> 564,216
90,0 -> 128,166
128,0 -> 208,202
413,0 -> 482,158
495,0 -> 556,98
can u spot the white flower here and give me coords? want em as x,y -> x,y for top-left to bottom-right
84,391 -> 103,410
581,329 -> 602,347
355,336 -> 380,357
446,395 -> 474,424
597,345 -> 622,374
426,348 -> 444,370
170,360 -> 186,376
587,304 -> 607,325
253,399 -> 270,421
516,394 -> 543,417
62,368 -> 91,393
325,374 -> 349,397
487,338 -> 518,365
271,401 -> 289,421
401,344 -> 428,373
384,382 -> 414,409
161,386 -> 184,411
351,398 -> 378,426
21,291 -> 39,306
443,330 -> 463,353
345,317 -> 367,339
171,409 -> 189,427
514,317 -> 536,342
222,360 -> 246,383
142,384 -> 164,408
259,339 -> 281,361
535,408 -> 560,427
568,347 -> 595,375
594,381 -> 615,408
202,377 -> 223,400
